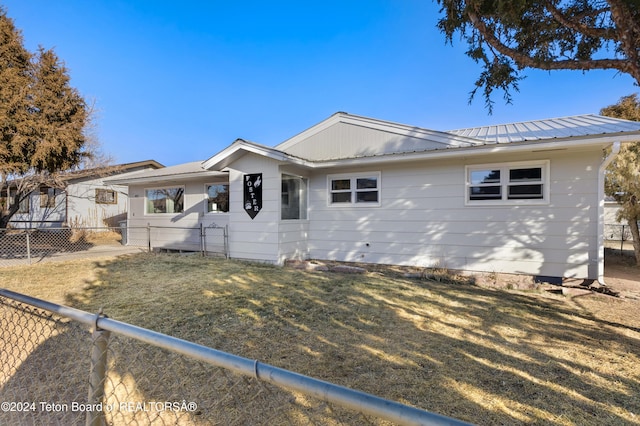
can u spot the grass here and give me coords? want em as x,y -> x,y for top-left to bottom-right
1,253 -> 639,425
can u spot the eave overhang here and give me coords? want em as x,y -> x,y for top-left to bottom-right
202,132 -> 640,172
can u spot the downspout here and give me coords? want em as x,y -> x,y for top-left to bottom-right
597,141 -> 621,285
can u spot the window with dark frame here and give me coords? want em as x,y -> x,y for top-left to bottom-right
206,184 -> 229,213
145,187 -> 184,214
40,187 -> 59,208
6,189 -> 29,213
329,173 -> 380,205
467,163 -> 547,203
281,174 -> 307,220
95,189 -> 117,204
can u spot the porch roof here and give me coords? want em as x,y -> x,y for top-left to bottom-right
105,161 -> 227,185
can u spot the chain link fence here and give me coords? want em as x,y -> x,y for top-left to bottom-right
0,289 -> 468,426
0,225 -> 228,267
604,223 -> 636,254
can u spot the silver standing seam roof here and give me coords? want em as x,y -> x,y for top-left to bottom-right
447,114 -> 640,143
112,113 -> 640,183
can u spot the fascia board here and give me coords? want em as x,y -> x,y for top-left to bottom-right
205,130 -> 640,172
106,171 -> 226,185
202,140 -> 314,171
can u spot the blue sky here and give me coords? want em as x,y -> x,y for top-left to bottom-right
3,0 -> 638,166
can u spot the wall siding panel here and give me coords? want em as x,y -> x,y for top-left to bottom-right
307,150 -> 601,279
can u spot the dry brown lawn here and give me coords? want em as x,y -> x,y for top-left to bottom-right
1,252 -> 639,425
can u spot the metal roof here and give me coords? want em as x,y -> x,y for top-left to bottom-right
447,114 -> 640,143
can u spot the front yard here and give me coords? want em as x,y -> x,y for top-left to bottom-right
1,253 -> 639,425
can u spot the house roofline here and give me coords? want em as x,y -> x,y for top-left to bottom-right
106,160 -> 226,185
305,133 -> 639,167
274,112 -> 483,152
202,139 -> 310,170
105,171 -> 228,186
202,131 -> 639,172
64,159 -> 165,182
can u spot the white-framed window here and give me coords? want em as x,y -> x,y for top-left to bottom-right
95,189 -> 117,204
328,172 -> 381,206
465,160 -> 549,205
206,184 -> 229,213
145,187 -> 184,214
281,174 -> 308,220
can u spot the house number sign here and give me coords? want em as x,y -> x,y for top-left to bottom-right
243,173 -> 263,219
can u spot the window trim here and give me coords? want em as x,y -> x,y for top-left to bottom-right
465,160 -> 550,206
95,188 -> 117,205
144,186 -> 185,215
40,187 -> 60,209
327,172 -> 381,207
204,183 -> 230,214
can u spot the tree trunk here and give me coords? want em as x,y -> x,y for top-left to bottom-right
628,216 -> 640,265
0,214 -> 11,229
0,199 -> 21,229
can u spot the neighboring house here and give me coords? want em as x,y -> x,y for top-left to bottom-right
3,160 -> 163,228
604,196 -> 624,227
108,113 -> 640,283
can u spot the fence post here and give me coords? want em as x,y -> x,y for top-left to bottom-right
224,225 -> 229,259
25,230 -> 31,265
146,223 -> 151,252
87,311 -> 110,426
200,223 -> 206,257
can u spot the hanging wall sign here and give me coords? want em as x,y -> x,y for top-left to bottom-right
243,173 -> 263,219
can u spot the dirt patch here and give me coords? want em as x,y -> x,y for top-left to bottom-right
604,252 -> 640,299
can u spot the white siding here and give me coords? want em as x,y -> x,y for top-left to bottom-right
281,122 -> 451,161
307,150 -> 602,279
278,221 -> 309,263
66,178 -> 128,227
8,190 -> 65,228
125,177 -> 229,250
225,153 -> 281,263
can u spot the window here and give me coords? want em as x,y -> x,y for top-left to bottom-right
7,189 -> 29,213
328,173 -> 380,206
40,187 -> 60,208
95,189 -> 117,204
281,174 -> 307,220
206,184 -> 229,213
466,161 -> 549,204
145,187 -> 184,214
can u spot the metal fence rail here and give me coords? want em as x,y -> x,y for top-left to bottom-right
0,289 -> 469,426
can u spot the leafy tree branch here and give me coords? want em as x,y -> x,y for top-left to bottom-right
437,0 -> 640,112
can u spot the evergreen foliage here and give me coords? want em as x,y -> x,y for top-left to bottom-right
436,0 -> 640,112
0,7 -> 89,228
